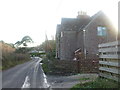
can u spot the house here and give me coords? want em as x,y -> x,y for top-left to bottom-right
56,11 -> 117,60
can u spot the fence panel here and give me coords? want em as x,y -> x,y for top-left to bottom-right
98,41 -> 120,82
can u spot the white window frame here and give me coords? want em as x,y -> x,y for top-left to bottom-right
97,26 -> 107,36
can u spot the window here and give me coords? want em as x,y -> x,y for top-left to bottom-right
61,32 -> 63,37
97,26 -> 107,36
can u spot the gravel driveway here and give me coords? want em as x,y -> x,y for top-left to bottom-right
47,74 -> 98,89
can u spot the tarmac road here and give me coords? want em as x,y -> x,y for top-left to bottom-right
1,57 -> 98,89
2,57 -> 50,89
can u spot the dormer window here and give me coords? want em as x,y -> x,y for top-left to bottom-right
97,26 -> 107,36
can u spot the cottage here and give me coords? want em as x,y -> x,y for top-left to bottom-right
56,11 -> 117,60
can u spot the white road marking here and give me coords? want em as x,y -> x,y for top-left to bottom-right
22,58 -> 51,89
41,67 -> 50,88
39,62 -> 50,88
34,59 -> 42,73
32,59 -> 42,88
43,73 -> 47,78
21,76 -> 30,88
40,63 -> 43,65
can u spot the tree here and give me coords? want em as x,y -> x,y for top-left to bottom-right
14,36 -> 33,48
39,40 -> 55,52
21,36 -> 33,46
14,41 -> 21,48
39,40 -> 56,59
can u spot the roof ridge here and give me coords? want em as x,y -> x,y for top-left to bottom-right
83,11 -> 104,29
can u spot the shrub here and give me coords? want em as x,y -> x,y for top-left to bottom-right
2,53 -> 30,70
71,77 -> 119,89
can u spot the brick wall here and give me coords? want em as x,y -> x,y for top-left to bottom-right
52,59 -> 99,75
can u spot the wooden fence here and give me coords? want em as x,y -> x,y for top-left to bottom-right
98,41 -> 120,82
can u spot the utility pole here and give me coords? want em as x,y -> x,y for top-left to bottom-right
83,30 -> 86,59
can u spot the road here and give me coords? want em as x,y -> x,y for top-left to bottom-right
1,57 -> 98,89
2,57 -> 50,89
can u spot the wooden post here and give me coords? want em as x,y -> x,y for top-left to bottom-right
77,60 -> 80,73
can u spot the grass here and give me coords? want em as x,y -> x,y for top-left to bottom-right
2,59 -> 30,70
2,53 -> 30,70
71,77 -> 119,89
42,61 -> 50,73
0,66 -> 2,70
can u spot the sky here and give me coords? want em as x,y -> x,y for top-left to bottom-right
0,0 -> 119,46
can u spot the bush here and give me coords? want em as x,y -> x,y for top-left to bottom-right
15,47 -> 32,53
46,50 -> 56,60
71,77 -> 119,89
42,57 -> 77,75
2,53 -> 30,70
1,41 -> 31,70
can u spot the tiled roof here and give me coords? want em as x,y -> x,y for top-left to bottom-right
60,17 -> 91,31
57,11 -> 106,32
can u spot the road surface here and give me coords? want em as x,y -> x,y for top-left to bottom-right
2,57 -> 98,89
2,57 -> 50,89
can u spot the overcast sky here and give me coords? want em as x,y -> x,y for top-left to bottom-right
0,0 -> 119,46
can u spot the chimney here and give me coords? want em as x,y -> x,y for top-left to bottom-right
77,11 -> 90,19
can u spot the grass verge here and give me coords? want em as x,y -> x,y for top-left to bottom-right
2,53 -> 30,70
0,66 -> 2,70
71,77 -> 119,89
2,59 -> 30,70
